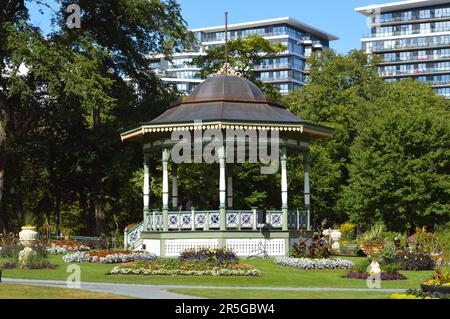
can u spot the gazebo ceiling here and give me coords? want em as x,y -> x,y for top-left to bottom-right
121,74 -> 333,141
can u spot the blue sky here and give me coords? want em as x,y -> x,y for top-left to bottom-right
28,0 -> 397,54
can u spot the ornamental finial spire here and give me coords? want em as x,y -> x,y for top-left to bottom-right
216,12 -> 241,76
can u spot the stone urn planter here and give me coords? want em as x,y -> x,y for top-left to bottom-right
363,245 -> 383,274
18,226 -> 38,265
420,284 -> 450,295
19,226 -> 38,247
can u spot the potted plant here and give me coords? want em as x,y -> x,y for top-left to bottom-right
19,214 -> 38,248
357,223 -> 386,274
18,213 -> 39,265
421,268 -> 450,295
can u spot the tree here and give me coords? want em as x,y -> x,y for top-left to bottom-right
339,80 -> 450,231
191,34 -> 285,102
284,49 -> 383,226
0,0 -> 191,236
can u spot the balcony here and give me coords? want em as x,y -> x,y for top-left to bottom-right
363,27 -> 450,39
254,63 -> 291,70
373,13 -> 450,26
380,67 -> 450,77
371,40 -> 450,53
430,79 -> 450,87
380,53 -> 450,65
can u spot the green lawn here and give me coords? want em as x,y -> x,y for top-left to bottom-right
168,289 -> 393,299
0,255 -> 432,290
0,283 -> 129,299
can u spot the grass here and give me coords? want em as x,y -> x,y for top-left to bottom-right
0,283 -> 129,299
0,255 -> 434,289
167,289 -> 394,299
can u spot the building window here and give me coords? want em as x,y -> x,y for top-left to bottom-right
420,9 -> 431,19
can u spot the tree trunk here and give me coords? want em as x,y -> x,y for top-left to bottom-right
92,107 -> 106,236
0,95 -> 8,233
55,191 -> 61,235
94,195 -> 106,236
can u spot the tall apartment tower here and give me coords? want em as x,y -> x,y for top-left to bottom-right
150,17 -> 337,95
356,0 -> 450,99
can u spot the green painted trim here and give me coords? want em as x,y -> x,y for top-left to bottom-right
141,230 -> 295,240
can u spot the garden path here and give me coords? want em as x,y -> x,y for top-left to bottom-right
2,278 -> 405,299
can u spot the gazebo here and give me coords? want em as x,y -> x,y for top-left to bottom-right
121,73 -> 333,257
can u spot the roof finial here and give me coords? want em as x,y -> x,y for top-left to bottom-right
224,11 -> 228,74
216,12 -> 241,76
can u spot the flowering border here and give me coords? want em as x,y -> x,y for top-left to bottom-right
275,257 -> 354,270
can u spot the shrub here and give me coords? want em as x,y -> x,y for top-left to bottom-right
393,251 -> 435,270
0,261 -> 55,270
291,238 -> 330,259
339,223 -> 355,241
0,262 -> 18,269
179,247 -> 238,264
352,258 -> 371,273
380,262 -> 401,274
345,271 -> 406,280
380,241 -> 396,264
275,257 -> 354,270
0,244 -> 22,258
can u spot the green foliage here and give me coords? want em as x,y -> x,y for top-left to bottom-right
291,238 -> 331,259
284,50 -> 383,225
0,0 -> 190,236
191,34 -> 285,102
393,251 -> 435,271
340,80 -> 450,231
435,222 -> 450,261
380,262 -> 401,274
352,258 -> 370,273
357,222 -> 386,248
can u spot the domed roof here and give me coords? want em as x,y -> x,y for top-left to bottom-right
147,74 -> 305,125
185,75 -> 267,103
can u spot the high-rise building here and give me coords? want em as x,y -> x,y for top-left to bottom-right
150,17 -> 337,95
356,0 -> 450,98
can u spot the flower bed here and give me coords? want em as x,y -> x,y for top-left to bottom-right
110,260 -> 261,277
274,257 -> 354,270
47,241 -> 91,255
179,247 -> 238,264
62,251 -> 155,263
420,268 -> 450,295
393,251 -> 435,271
391,289 -> 448,299
345,271 -> 406,280
0,261 -> 56,270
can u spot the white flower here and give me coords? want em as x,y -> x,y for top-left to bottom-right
330,230 -> 342,242
274,257 -> 354,270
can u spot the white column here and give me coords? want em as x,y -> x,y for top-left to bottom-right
218,145 -> 226,231
143,153 -> 150,230
280,147 -> 288,209
162,148 -> 169,232
304,150 -> 311,230
162,148 -> 169,210
172,165 -> 178,209
219,146 -> 226,209
280,147 -> 288,231
227,176 -> 233,209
